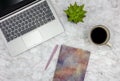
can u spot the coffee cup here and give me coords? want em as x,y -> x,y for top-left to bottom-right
89,25 -> 111,47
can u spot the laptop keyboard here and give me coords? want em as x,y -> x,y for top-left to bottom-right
0,1 -> 55,42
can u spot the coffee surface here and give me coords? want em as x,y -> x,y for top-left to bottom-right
91,27 -> 107,44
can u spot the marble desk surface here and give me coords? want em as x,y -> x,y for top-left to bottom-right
0,0 -> 120,81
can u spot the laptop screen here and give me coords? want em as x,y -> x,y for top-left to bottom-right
0,0 -> 36,18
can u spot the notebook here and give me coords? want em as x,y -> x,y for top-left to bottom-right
53,45 -> 90,81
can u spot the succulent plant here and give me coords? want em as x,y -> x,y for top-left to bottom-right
64,2 -> 87,24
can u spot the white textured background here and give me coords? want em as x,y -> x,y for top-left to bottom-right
0,0 -> 120,81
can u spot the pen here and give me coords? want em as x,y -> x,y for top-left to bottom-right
45,45 -> 58,70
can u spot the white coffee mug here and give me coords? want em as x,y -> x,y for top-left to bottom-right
89,25 -> 112,47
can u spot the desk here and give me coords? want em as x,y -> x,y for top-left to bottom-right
0,0 -> 120,81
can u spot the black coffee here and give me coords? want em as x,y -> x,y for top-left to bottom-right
91,27 -> 107,44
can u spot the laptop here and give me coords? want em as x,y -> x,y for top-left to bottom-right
0,0 -> 64,56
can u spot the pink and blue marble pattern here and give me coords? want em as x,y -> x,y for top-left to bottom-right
53,45 -> 90,81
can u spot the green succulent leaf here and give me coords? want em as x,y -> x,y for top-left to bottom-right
64,2 -> 87,24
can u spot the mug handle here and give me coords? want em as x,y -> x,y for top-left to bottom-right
106,42 -> 112,48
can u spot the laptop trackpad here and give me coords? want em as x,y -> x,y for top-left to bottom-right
22,30 -> 43,48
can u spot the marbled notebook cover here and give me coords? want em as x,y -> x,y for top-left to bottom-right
53,45 -> 90,81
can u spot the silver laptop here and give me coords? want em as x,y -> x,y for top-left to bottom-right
0,0 -> 64,56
